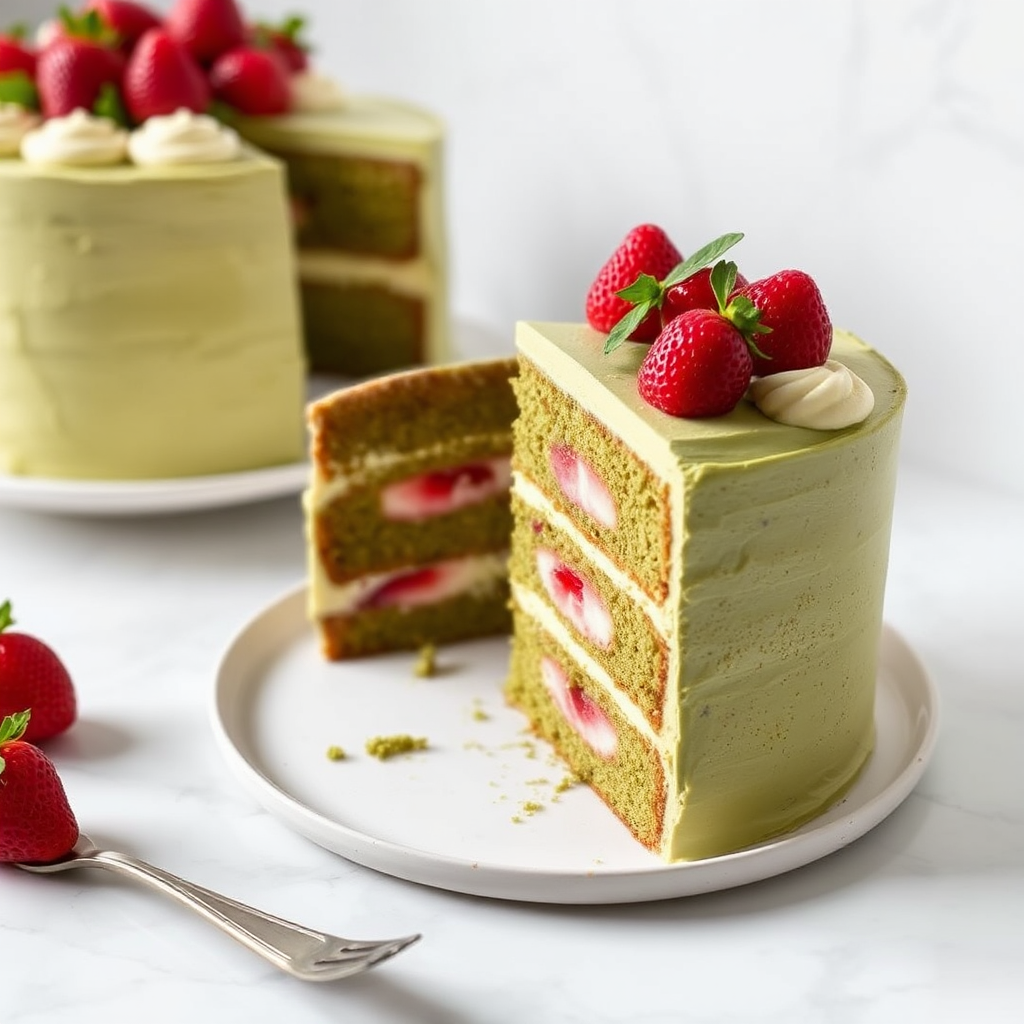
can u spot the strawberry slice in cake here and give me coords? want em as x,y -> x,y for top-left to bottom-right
305,358 -> 518,659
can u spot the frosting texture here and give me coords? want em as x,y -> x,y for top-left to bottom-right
0,104 -> 41,156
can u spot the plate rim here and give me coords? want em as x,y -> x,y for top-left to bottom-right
0,461 -> 309,517
210,583 -> 941,904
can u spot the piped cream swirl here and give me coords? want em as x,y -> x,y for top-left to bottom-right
128,109 -> 241,166
749,359 -> 875,430
20,109 -> 128,166
289,70 -> 346,112
0,103 -> 41,156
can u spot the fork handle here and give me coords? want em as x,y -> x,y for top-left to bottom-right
84,849 -> 323,975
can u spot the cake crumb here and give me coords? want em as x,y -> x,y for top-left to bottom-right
413,643 -> 437,677
325,745 -> 347,761
471,706 -> 490,721
554,774 -> 578,793
365,734 -> 429,760
521,800 -> 543,816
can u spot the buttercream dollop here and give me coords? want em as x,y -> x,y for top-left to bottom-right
20,109 -> 128,166
289,70 -> 346,112
128,109 -> 241,166
748,359 -> 875,429
0,103 -> 41,157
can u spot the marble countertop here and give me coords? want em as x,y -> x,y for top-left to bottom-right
1,461 -> 1022,1024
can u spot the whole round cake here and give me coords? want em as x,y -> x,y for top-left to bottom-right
0,0 -> 448,480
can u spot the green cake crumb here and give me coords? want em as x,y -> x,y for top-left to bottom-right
555,774 -> 578,793
325,745 -> 347,761
365,734 -> 429,760
413,643 -> 437,677
522,800 -> 543,815
471,707 -> 490,721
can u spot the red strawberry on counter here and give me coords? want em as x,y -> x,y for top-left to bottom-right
123,28 -> 209,122
165,0 -> 246,65
82,0 -> 163,54
209,43 -> 291,115
251,14 -> 309,73
586,224 -> 683,342
736,269 -> 832,375
35,8 -> 125,118
637,260 -> 767,418
0,24 -> 37,78
0,710 -> 79,864
0,601 -> 77,743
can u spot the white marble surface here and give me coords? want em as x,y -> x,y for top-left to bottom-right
1,461 -> 1022,1023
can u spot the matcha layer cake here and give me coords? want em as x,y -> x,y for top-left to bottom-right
507,322 -> 907,862
0,148 -> 306,480
234,97 -> 448,378
306,358 -> 518,658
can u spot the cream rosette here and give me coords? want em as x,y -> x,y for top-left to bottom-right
128,109 -> 241,166
20,109 -> 128,166
749,359 -> 875,430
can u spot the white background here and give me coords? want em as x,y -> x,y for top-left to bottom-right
9,0 -> 1024,497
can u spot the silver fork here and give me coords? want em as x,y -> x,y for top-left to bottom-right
16,833 -> 421,982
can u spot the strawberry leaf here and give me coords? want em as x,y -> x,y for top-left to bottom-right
0,599 -> 12,633
2,23 -> 28,42
603,299 -> 655,355
0,70 -> 39,110
0,709 -> 30,750
93,82 -> 129,127
709,260 -> 738,311
661,231 -> 744,289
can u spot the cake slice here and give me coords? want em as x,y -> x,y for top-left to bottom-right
506,321 -> 907,861
305,358 -> 518,659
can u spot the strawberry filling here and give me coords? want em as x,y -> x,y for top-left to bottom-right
353,554 -> 505,612
540,656 -> 617,760
548,444 -> 617,529
536,549 -> 613,649
380,456 -> 512,522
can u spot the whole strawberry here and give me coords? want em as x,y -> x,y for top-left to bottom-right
585,224 -> 683,342
250,15 -> 309,73
637,259 -> 766,418
0,601 -> 76,743
123,28 -> 209,122
0,711 -> 79,863
736,269 -> 832,375
35,8 -> 125,118
0,24 -> 37,78
165,0 -> 246,65
83,0 -> 163,54
209,44 -> 291,115
638,309 -> 753,418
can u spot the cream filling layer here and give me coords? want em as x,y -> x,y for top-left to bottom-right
512,583 -> 662,750
512,472 -> 669,632
312,431 -> 514,506
312,551 -> 509,618
297,251 -> 434,293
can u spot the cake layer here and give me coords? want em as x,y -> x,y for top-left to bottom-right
299,279 -> 425,375
509,491 -> 667,730
318,567 -> 510,660
507,608 -> 666,851
0,151 -> 305,479
513,356 -> 671,601
309,358 -> 518,478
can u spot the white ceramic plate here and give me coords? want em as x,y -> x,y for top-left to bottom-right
211,586 -> 940,904
0,461 -> 310,517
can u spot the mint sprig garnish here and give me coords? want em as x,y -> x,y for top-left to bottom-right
603,230 -> 744,355
0,70 -> 39,110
